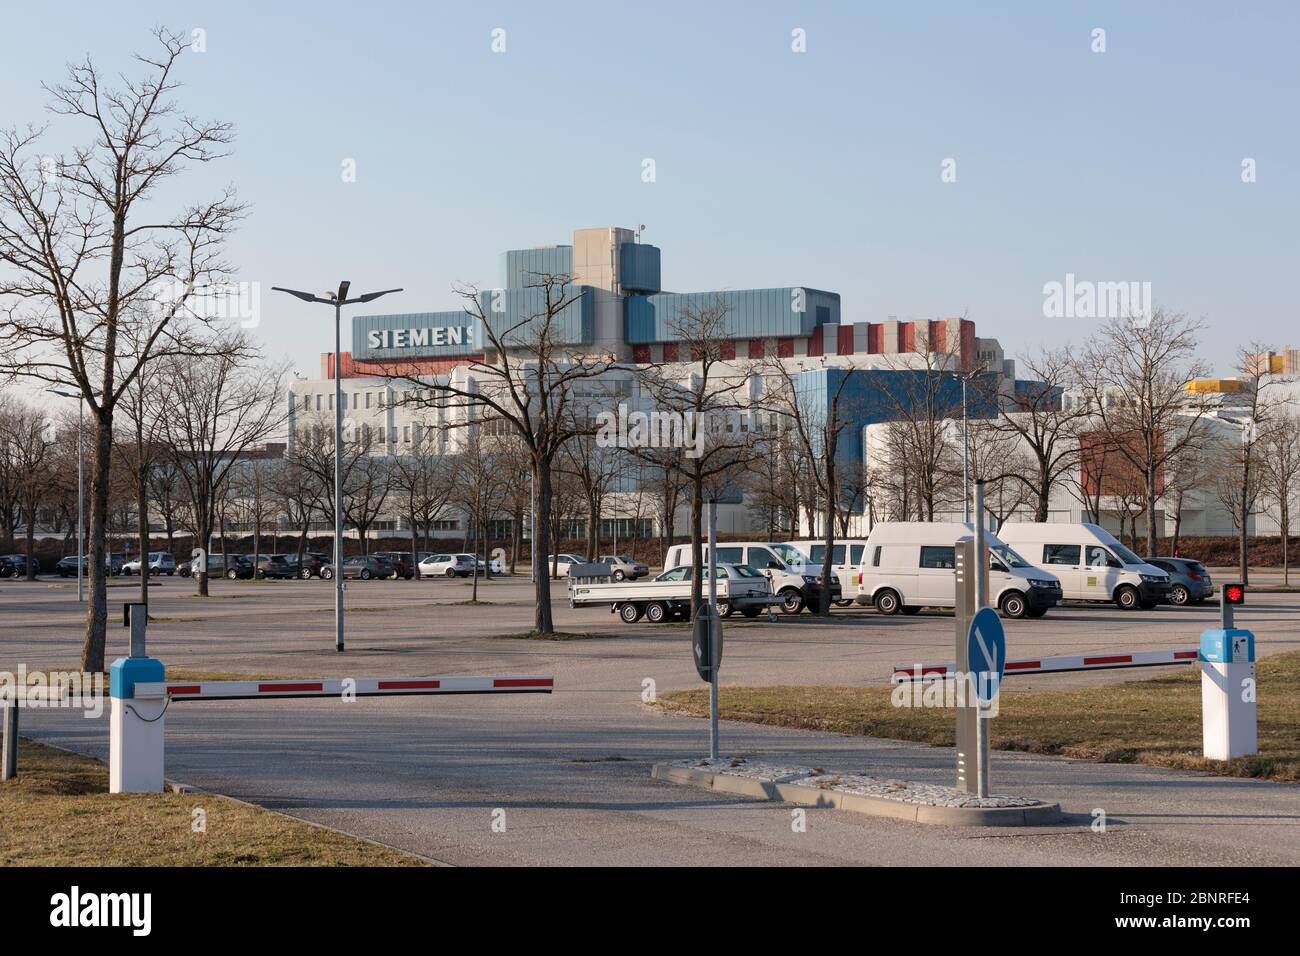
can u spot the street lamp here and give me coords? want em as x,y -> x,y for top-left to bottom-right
272,282 -> 401,653
48,387 -> 98,602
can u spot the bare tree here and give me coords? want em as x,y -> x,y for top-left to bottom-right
874,347 -> 962,521
0,30 -> 244,668
380,271 -> 617,634
1259,411 -> 1300,585
159,338 -> 287,595
1076,311 -> 1211,558
389,427 -> 457,576
1,402 -> 55,578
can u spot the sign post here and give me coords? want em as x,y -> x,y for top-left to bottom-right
954,482 -> 993,794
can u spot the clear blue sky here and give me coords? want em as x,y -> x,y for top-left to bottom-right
4,0 -> 1296,378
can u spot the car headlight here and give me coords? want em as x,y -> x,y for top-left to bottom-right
803,575 -> 819,584
1140,573 -> 1168,584
1028,578 -> 1057,589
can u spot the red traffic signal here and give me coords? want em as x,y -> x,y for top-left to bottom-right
1223,583 -> 1246,605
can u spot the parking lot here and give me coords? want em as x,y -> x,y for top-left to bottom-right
4,574 -> 1299,865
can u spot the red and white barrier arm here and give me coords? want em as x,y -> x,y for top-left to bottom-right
892,648 -> 1199,682
132,675 -> 554,701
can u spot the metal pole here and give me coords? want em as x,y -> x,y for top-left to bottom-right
973,479 -> 989,797
77,398 -> 84,603
708,498 -> 720,760
962,376 -> 970,523
1,701 -> 17,781
334,301 -> 345,653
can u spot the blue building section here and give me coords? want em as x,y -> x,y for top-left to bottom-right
793,368 -> 998,512
619,243 -> 662,294
500,246 -> 573,290
476,285 -> 594,350
624,288 -> 840,344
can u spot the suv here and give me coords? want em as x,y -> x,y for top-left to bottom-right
374,551 -> 416,580
252,554 -> 297,580
1144,556 -> 1213,606
297,552 -> 332,579
600,554 -> 649,581
122,552 -> 177,576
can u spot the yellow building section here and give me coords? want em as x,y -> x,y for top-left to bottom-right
1186,379 -> 1247,394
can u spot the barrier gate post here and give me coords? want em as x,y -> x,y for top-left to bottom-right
109,604 -> 166,793
1200,583 -> 1256,760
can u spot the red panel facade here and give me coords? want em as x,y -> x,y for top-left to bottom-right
632,344 -> 652,364
837,325 -> 854,355
807,326 -> 824,357
720,340 -> 736,360
867,323 -> 883,353
777,337 -> 794,358
748,338 -> 765,359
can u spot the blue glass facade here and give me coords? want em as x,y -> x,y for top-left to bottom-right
624,287 -> 840,344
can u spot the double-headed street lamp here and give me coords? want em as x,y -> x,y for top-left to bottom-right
272,281 -> 401,653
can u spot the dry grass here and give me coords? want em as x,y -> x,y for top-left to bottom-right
0,741 -> 424,866
654,651 -> 1300,783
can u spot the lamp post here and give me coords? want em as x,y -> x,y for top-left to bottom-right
48,388 -> 96,602
272,282 -> 402,652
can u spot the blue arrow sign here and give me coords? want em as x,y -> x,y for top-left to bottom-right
967,606 -> 1006,704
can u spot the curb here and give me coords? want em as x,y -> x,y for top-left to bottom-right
652,763 -> 1062,827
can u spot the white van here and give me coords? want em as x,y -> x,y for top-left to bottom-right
787,539 -> 867,607
663,541 -> 841,614
853,522 -> 1062,619
996,523 -> 1172,610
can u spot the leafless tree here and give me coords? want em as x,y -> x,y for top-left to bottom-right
388,427 -> 457,575
873,348 -> 963,521
1076,311 -> 1212,558
159,337 -> 287,595
0,29 -> 244,668
0,402 -> 55,578
1259,411 -> 1300,585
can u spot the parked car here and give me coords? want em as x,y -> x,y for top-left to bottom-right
187,553 -> 255,579
662,542 -> 841,614
0,554 -> 33,578
297,552 -> 331,579
252,554 -> 297,580
325,555 -> 394,580
599,554 -> 649,582
997,523 -> 1171,610
56,555 -> 119,577
543,554 -> 585,578
570,562 -> 779,623
374,551 -> 416,580
1144,556 -> 1214,606
852,522 -> 1062,619
418,553 -> 476,578
121,552 -> 177,576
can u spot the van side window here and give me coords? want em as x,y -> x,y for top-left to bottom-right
1085,545 -> 1114,568
872,546 -> 882,567
715,547 -> 743,564
809,545 -> 825,562
750,547 -> 779,568
920,546 -> 956,569
850,545 -> 864,565
832,544 -> 846,564
1044,544 -> 1081,566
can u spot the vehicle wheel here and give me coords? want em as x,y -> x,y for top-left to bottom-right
321,568 -> 334,580
167,571 -> 174,576
225,569 -> 237,580
1169,584 -> 1190,606
645,601 -> 668,623
717,600 -> 734,618
613,569 -> 625,582
255,570 -> 265,579
445,568 -> 456,578
360,569 -> 371,580
835,599 -> 854,608
778,589 -> 804,614
741,608 -> 762,618
874,588 -> 902,616
1025,606 -> 1048,619
901,605 -> 922,615
1114,584 -> 1140,610
1000,591 -> 1029,619
300,568 -> 313,579
618,603 -> 643,624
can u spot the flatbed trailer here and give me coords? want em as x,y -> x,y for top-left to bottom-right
568,571 -> 779,624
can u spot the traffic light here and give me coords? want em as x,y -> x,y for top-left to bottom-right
1224,583 -> 1246,605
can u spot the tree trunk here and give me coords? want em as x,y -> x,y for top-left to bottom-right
533,459 -> 554,634
80,412 -> 113,673
23,500 -> 36,581
138,478 -> 150,609
196,515 -> 213,597
689,474 -> 704,618
1145,467 -> 1159,559
1239,480 -> 1250,586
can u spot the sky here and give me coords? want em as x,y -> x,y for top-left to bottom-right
3,0 -> 1297,383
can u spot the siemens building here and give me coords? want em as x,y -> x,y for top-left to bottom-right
288,225 -> 1020,540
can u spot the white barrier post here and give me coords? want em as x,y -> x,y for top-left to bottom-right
109,603 -> 166,793
1200,584 -> 1257,760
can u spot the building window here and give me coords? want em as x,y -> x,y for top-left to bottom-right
365,392 -> 372,409
378,426 -> 386,443
403,425 -> 410,443
302,394 -> 311,410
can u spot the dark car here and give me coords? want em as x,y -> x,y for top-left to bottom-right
188,553 -> 255,579
324,555 -> 394,581
1144,556 -> 1214,606
298,552 -> 332,579
0,555 -> 32,578
252,554 -> 297,580
374,551 -> 416,580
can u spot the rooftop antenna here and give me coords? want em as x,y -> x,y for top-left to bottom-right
636,223 -> 646,242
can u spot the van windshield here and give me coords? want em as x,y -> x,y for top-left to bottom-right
991,545 -> 1030,569
1109,542 -> 1145,565
772,544 -> 808,566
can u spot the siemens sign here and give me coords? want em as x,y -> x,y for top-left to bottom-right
353,311 -> 482,360
366,326 -> 474,349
